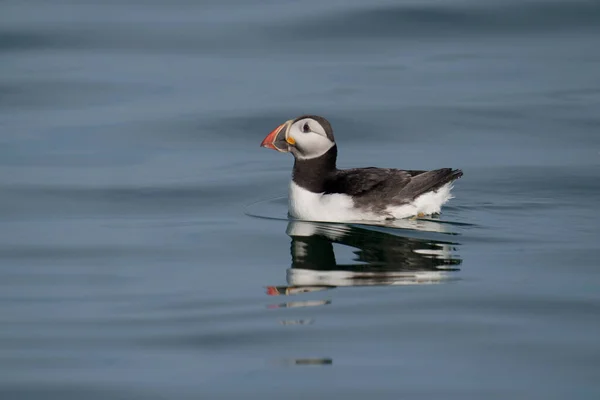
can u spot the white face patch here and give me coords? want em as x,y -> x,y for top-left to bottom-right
288,118 -> 335,160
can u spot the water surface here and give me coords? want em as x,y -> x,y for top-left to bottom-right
1,0 -> 600,399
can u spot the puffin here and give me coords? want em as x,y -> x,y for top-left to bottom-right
260,115 -> 463,222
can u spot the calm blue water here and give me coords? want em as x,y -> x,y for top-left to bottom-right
1,0 -> 600,399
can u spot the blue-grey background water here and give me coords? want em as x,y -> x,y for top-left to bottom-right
1,0 -> 599,399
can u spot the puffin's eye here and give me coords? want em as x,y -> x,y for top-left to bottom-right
302,123 -> 310,133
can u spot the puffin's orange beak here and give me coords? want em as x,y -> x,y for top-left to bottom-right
260,120 -> 293,152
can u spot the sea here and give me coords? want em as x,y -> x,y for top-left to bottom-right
1,0 -> 599,399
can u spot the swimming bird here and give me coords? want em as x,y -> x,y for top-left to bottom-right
260,115 -> 462,222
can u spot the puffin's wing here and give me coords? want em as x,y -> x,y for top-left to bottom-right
326,167 -> 412,196
328,167 -> 462,203
394,168 -> 463,202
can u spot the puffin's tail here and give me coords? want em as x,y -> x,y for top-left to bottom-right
402,168 -> 463,201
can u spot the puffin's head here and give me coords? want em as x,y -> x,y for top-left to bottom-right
260,115 -> 335,160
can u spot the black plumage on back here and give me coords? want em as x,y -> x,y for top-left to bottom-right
327,167 -> 462,211
292,145 -> 463,212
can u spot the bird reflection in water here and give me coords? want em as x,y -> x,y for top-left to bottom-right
267,220 -> 462,300
266,220 -> 462,366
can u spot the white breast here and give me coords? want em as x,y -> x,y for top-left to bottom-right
288,181 -> 380,222
288,181 -> 455,222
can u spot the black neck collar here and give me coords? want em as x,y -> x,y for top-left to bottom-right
292,145 -> 338,193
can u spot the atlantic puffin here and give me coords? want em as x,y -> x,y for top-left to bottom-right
260,115 -> 463,222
